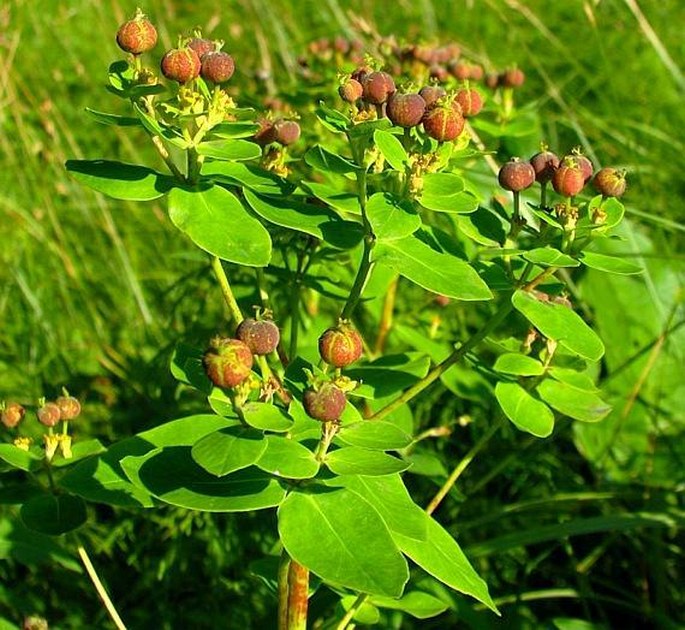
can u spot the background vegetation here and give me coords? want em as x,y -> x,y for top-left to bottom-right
1,0 -> 683,628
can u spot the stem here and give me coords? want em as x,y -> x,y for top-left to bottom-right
210,256 -> 244,326
540,181 -> 548,209
513,190 -> 521,222
340,236 -> 374,320
522,266 -> 558,292
277,551 -> 291,630
374,275 -> 398,354
286,560 -> 309,630
426,419 -> 502,515
186,146 -> 201,184
336,593 -> 367,630
315,421 -> 339,462
77,544 -> 128,630
369,301 -> 514,422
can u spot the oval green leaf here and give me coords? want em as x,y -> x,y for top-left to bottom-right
536,379 -> 612,422
168,184 -> 272,266
512,290 -> 605,361
66,159 -> 173,201
523,247 -> 579,268
305,145 -> 358,174
197,139 -> 262,161
20,494 -> 87,536
201,160 -> 295,196
278,487 -> 409,597
337,421 -> 413,450
242,402 -> 293,432
191,426 -> 268,476
579,251 -> 642,275
325,447 -> 410,476
366,192 -> 421,241
371,591 -> 449,620
255,435 -> 319,479
374,130 -> 409,171
493,353 -> 545,376
495,381 -> 555,437
0,444 -> 42,472
419,173 -> 478,214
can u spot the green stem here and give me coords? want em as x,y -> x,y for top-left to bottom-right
336,592 -> 367,630
77,544 -> 128,630
186,146 -> 201,184
540,181 -> 548,209
210,256 -> 243,326
369,301 -> 514,422
426,419 -> 502,515
340,236 -> 374,320
315,421 -> 339,462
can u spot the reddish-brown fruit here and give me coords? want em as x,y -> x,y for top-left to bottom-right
434,295 -> 450,308
469,64 -> 484,81
187,37 -> 214,60
339,79 -> 363,103
203,338 -> 254,389
429,65 -> 449,82
387,93 -> 426,128
201,51 -> 235,84
56,396 -> 81,421
236,319 -> 280,356
593,167 -> 627,198
449,61 -> 471,81
274,120 -> 301,146
423,104 -> 465,142
350,65 -> 372,85
116,11 -> 158,55
318,324 -> 363,368
498,158 -> 536,192
485,73 -> 500,89
1,402 -> 25,429
454,88 -> 483,117
530,150 -> 560,184
552,159 -> 586,197
161,47 -> 201,83
362,71 -> 396,105
303,383 -> 347,423
253,118 -> 277,146
37,403 -> 61,428
568,150 -> 594,182
419,85 -> 446,108
502,67 -> 525,88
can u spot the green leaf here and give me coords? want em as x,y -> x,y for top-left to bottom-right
255,435 -> 319,479
588,196 -> 625,230
456,205 -> 507,246
300,180 -> 360,214
394,513 -> 498,613
495,381 -> 555,437
278,487 -> 409,596
328,474 -> 427,541
61,415 -> 236,508
65,159 -> 174,201
85,108 -> 140,127
0,444 -> 42,471
168,185 -> 272,266
20,494 -> 87,536
366,192 -> 421,241
537,379 -> 611,422
346,352 -> 431,399
336,421 -> 414,450
211,121 -> 260,139
241,402 -> 293,432
523,247 -> 580,268
201,160 -> 295,196
244,189 -> 363,249
170,343 -> 212,393
373,234 -> 493,301
315,103 -> 350,133
340,596 -> 381,624
51,439 -> 106,468
132,447 -> 286,512
512,290 -> 605,361
371,591 -> 449,619
493,353 -> 545,376
419,173 -> 478,214
197,139 -> 262,161
305,145 -> 358,174
191,426 -> 268,476
374,130 -> 409,170
579,251 -> 642,275
549,367 -> 599,392
325,447 -> 410,476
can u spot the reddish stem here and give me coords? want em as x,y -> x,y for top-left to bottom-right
286,561 -> 309,630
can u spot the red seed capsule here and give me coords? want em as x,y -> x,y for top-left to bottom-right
454,88 -> 483,117
303,383 -> 347,423
419,85 -> 446,108
116,10 -> 158,55
274,120 -> 301,146
37,402 -> 61,428
201,51 -> 235,84
593,167 -> 627,198
422,104 -> 465,142
498,158 -> 535,192
187,37 -> 215,60
552,159 -> 586,197
387,93 -> 426,128
203,338 -> 254,388
319,324 -> 363,368
236,319 -> 280,356
161,47 -> 201,83
501,67 -> 525,88
362,71 -> 396,105
55,396 -> 81,421
339,79 -> 363,103
530,150 -> 560,184
1,402 -> 25,429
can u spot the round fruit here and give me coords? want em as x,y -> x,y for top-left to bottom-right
530,149 -> 560,183
161,47 -> 201,83
552,159 -> 585,197
422,104 -> 465,142
318,324 -> 363,368
469,64 -> 484,81
253,118 -> 277,146
569,150 -> 594,182
1,402 -> 25,429
387,93 -> 426,128
37,402 -> 61,428
116,10 -> 158,55
502,67 -> 525,88
419,85 -> 446,108
362,71 -> 396,105
485,73 -> 500,89
236,319 -> 280,355
498,158 -> 536,192
188,37 -> 215,60
303,383 -> 347,423
203,338 -> 254,388
339,79 -> 363,103
449,61 -> 471,81
454,88 -> 483,117
593,167 -> 627,198
55,396 -> 81,421
201,51 -> 235,84
274,120 -> 301,146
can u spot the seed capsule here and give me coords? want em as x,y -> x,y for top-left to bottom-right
319,324 -> 363,368
498,158 -> 535,192
161,47 -> 201,83
116,10 -> 158,55
203,338 -> 254,388
593,167 -> 627,198
236,319 -> 280,356
303,383 -> 347,423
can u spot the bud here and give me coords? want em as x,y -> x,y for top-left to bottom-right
37,402 -> 61,428
303,383 -> 347,423
116,9 -> 158,55
1,402 -> 26,429
236,319 -> 280,356
56,396 -> 81,421
318,324 -> 363,368
498,157 -> 535,192
203,338 -> 254,388
593,167 -> 627,198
